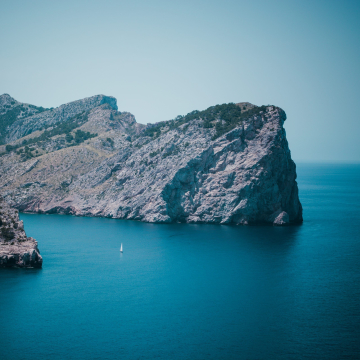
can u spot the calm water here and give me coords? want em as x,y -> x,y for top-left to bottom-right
1,164 -> 360,360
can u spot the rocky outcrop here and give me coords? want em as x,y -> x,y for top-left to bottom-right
0,94 -> 118,144
0,95 -> 302,226
0,196 -> 42,268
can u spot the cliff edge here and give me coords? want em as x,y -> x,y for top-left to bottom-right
0,95 -> 302,226
0,196 -> 42,268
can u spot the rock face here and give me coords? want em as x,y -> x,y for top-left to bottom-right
0,196 -> 42,268
0,94 -> 302,226
1,94 -> 118,144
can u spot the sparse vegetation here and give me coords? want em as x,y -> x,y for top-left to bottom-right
74,129 -> 97,143
0,105 -> 50,144
106,137 -> 114,147
3,111 -> 97,156
6,144 -> 16,152
140,103 -> 271,141
162,146 -> 179,158
211,104 -> 268,140
65,133 -> 74,142
0,107 -> 22,145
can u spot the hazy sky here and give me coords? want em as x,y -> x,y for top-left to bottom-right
1,0 -> 359,162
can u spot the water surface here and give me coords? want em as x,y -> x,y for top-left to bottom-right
1,163 -> 359,359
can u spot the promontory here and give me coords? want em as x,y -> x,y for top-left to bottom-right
0,94 -> 302,226
0,195 -> 42,267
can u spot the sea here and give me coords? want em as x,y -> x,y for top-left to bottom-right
0,163 -> 359,360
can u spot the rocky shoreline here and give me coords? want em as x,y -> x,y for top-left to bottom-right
0,196 -> 42,268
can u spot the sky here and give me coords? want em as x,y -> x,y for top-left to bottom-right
0,0 -> 359,162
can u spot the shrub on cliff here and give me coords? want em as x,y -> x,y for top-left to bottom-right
74,130 -> 97,143
140,103 -> 270,141
5,144 -> 16,152
0,107 -> 22,144
65,133 -> 74,142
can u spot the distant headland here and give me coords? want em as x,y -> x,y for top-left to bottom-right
0,94 -> 302,226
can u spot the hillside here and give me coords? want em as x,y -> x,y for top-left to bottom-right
0,94 -> 302,226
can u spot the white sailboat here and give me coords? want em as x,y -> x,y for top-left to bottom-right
120,243 -> 123,252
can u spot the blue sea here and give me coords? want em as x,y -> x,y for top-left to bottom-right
1,163 -> 359,360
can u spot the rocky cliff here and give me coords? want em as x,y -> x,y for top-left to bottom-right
0,94 -> 302,226
0,195 -> 42,268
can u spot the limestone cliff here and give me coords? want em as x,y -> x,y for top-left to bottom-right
0,196 -> 42,268
0,94 -> 302,226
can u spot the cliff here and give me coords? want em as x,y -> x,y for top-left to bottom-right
0,94 -> 302,226
0,195 -> 42,268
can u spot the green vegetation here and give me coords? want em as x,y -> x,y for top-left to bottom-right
33,111 -> 91,139
19,146 -> 35,161
140,103 -> 270,140
74,129 -> 97,143
65,133 -> 74,142
3,111 -> 97,158
104,137 -> 114,147
5,144 -> 16,152
162,146 -> 179,158
182,124 -> 189,133
0,104 -> 49,144
211,104 -> 268,139
0,107 -> 22,145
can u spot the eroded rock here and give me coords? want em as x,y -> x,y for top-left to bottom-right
0,95 -> 302,226
0,196 -> 42,268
